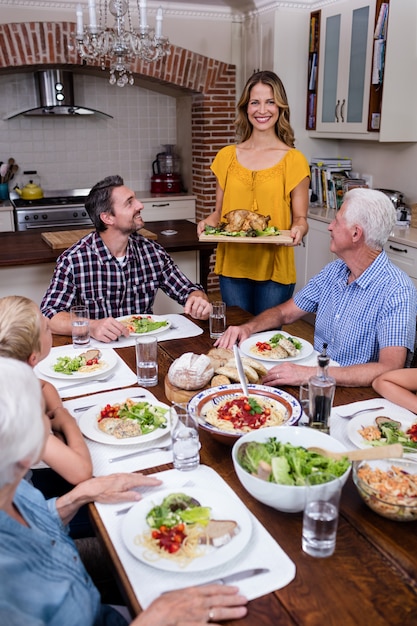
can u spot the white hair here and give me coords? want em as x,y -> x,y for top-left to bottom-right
0,357 -> 45,487
342,188 -> 396,249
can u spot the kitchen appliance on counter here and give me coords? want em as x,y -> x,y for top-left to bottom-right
376,188 -> 410,224
10,188 -> 92,231
150,144 -> 182,194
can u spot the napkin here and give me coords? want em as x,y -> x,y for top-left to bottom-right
63,388 -> 173,474
87,314 -> 203,349
329,398 -> 417,449
34,346 -> 137,399
95,465 -> 296,609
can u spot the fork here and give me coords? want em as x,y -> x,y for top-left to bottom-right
335,406 -> 385,419
57,373 -> 115,392
108,442 -> 172,463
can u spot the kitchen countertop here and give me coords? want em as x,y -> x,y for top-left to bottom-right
308,205 -> 417,247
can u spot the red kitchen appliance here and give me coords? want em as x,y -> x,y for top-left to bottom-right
151,144 -> 182,194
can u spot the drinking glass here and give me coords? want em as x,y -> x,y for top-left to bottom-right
135,336 -> 158,387
171,403 -> 201,471
299,382 -> 310,426
209,301 -> 226,339
70,305 -> 90,348
302,473 -> 342,558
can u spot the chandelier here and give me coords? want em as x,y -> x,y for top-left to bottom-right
75,1 -> 171,87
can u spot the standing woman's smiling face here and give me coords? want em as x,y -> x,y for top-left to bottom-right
247,82 -> 279,132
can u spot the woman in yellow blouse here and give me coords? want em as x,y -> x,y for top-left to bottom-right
198,71 -> 310,314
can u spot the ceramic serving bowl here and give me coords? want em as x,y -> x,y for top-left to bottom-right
232,426 -> 351,513
187,383 -> 302,446
352,457 -> 417,521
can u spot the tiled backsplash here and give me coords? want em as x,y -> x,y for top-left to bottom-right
0,72 -> 177,192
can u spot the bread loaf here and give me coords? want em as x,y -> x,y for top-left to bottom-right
168,353 -> 214,390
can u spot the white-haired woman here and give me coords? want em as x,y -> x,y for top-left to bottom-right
0,357 -> 247,626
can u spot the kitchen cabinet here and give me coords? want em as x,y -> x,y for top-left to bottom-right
309,0 -> 417,141
0,206 -> 15,232
315,0 -> 375,135
294,217 -> 335,292
383,239 -> 417,289
139,196 -> 196,222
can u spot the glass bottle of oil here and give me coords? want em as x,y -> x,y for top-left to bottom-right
308,343 -> 335,433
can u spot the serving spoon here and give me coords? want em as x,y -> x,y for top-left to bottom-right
307,442 -> 404,461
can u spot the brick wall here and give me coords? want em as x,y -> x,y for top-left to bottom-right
0,21 -> 237,290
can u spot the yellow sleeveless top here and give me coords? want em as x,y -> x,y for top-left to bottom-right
210,145 -> 310,284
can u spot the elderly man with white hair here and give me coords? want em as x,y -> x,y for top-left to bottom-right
0,358 -> 247,626
217,188 -> 417,387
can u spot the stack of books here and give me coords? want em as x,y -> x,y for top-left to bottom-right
310,157 -> 353,210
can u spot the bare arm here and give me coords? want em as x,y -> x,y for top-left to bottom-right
288,176 -> 310,246
55,473 -> 162,526
373,368 -> 417,413
48,311 -> 129,343
197,180 -> 224,235
41,380 -> 92,484
130,584 -> 247,626
215,298 -> 304,350
262,346 -> 408,388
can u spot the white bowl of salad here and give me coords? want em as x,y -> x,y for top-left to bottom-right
232,426 -> 351,513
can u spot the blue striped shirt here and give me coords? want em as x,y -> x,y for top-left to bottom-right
41,231 -> 204,319
293,251 -> 417,366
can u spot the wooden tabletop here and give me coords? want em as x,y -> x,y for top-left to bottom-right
57,308 -> 417,626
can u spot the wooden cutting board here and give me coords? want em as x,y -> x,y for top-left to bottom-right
199,230 -> 293,244
41,227 -> 157,249
164,376 -> 209,404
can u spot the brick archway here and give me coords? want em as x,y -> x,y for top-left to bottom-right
0,21 -> 236,225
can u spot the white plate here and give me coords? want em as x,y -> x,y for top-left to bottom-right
348,412 -> 416,449
117,314 -> 171,336
121,487 -> 252,572
37,347 -> 118,380
188,384 -> 302,436
240,331 -> 314,363
78,396 -> 172,446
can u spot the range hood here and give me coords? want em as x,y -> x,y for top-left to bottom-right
5,70 -> 112,119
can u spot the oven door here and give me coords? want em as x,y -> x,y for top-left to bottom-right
15,206 -> 93,231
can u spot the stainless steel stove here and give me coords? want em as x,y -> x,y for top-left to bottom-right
10,188 -> 93,231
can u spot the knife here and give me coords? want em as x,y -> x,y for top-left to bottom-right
199,567 -> 269,586
233,344 -> 249,398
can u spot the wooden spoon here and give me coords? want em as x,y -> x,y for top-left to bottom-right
307,442 -> 404,461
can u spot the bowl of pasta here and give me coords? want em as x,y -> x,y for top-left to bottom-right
232,426 -> 351,512
187,383 -> 302,446
352,457 -> 417,521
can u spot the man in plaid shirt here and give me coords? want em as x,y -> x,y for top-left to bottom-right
41,175 -> 210,343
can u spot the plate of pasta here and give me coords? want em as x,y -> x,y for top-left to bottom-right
121,487 -> 252,572
37,346 -> 118,380
117,314 -> 171,335
240,331 -> 313,362
188,383 -> 302,445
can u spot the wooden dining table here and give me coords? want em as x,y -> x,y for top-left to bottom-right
56,306 -> 417,626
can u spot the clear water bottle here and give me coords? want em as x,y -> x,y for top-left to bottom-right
308,343 -> 335,434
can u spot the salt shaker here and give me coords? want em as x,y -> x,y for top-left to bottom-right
308,343 -> 335,434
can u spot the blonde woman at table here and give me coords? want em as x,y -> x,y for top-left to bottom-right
0,357 -> 248,626
0,296 -> 93,531
197,70 -> 310,315
373,368 -> 417,414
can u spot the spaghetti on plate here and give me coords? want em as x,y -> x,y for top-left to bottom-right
204,395 -> 287,433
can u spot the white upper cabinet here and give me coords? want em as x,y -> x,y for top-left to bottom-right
310,0 -> 417,142
316,0 -> 375,135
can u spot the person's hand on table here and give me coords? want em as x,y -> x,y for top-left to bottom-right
131,584 -> 248,625
262,362 -> 315,387
89,317 -> 130,343
214,324 -> 251,349
184,292 -> 211,320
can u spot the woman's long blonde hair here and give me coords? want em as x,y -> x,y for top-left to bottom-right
235,71 -> 295,146
0,295 -> 41,362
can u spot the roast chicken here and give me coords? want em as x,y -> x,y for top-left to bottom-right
222,210 -> 271,233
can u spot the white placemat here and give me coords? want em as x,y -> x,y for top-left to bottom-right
95,465 -> 296,609
88,314 -> 203,349
64,388 -> 173,474
329,398 -> 417,449
35,346 -> 137,399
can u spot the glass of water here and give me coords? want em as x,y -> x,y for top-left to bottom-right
135,336 -> 158,387
209,301 -> 226,339
302,473 -> 342,558
299,382 -> 310,426
70,305 -> 90,348
171,403 -> 201,471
